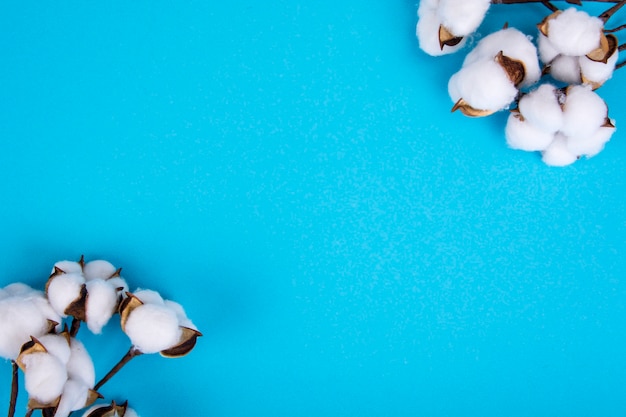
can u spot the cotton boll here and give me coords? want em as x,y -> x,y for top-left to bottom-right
566,125 -> 615,157
505,112 -> 556,151
54,380 -> 91,417
21,352 -> 68,404
448,59 -> 518,111
0,298 -> 55,360
85,279 -> 118,334
561,85 -> 607,138
124,304 -> 182,354
3,283 -> 39,298
47,273 -> 85,317
518,84 -> 563,133
542,135 -> 578,166
83,260 -> 117,280
538,33 -> 560,64
547,8 -> 603,56
53,261 -> 83,275
462,28 -> 541,86
37,334 -> 72,366
67,339 -> 95,388
579,49 -> 618,86
548,55 -> 581,84
416,8 -> 466,56
437,0 -> 490,37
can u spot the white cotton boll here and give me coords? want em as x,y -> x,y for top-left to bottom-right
566,125 -> 615,157
85,279 -> 118,334
579,50 -> 618,85
437,0 -> 491,36
47,273 -> 85,317
542,134 -> 578,166
53,261 -> 83,275
83,260 -> 117,280
561,84 -> 607,138
54,380 -> 90,417
518,84 -> 563,133
448,59 -> 518,111
0,299 -> 54,360
133,289 -> 165,305
22,352 -> 68,404
538,33 -> 560,64
164,300 -> 197,331
505,113 -> 556,151
416,8 -> 466,56
548,55 -> 581,84
37,334 -> 72,365
547,8 -> 603,56
462,28 -> 541,86
124,304 -> 182,354
67,339 -> 95,387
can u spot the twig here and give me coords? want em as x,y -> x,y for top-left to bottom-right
605,23 -> 626,32
7,362 -> 18,417
69,317 -> 81,338
94,347 -> 143,391
541,0 -> 560,11
492,0 -> 621,4
599,0 -> 626,21
23,410 -> 32,417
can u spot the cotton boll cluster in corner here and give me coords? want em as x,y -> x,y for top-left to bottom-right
120,289 -> 201,356
416,0 -> 490,55
538,8 -> 619,88
448,27 -> 540,116
0,283 -> 60,360
505,84 -> 616,166
15,332 -> 98,416
46,257 -> 129,334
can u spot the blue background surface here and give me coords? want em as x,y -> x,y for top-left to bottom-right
1,1 -> 625,416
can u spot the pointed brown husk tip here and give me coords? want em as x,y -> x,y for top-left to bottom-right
160,327 -> 203,358
451,98 -> 495,117
438,25 -> 463,50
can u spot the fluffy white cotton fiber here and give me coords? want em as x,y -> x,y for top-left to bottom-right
0,284 -> 61,360
416,4 -> 466,56
83,260 -> 117,280
21,352 -> 68,404
518,84 -> 563,133
437,0 -> 491,36
67,339 -> 96,388
54,379 -> 91,417
449,59 -> 518,111
561,84 -> 608,138
542,134 -> 578,166
47,273 -> 84,318
579,50 -> 618,85
505,113 -> 555,151
124,303 -> 182,354
547,8 -> 603,56
85,279 -> 118,334
567,125 -> 616,157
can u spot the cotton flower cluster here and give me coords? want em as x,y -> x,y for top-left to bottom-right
416,0 -> 491,55
16,332 -> 97,417
448,28 -> 541,116
539,8 -> 618,88
505,83 -> 616,165
46,257 -> 128,334
0,256 -> 201,417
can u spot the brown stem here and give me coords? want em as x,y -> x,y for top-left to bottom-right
599,0 -> 626,21
23,410 -> 32,417
605,23 -> 626,31
69,317 -> 81,338
541,0 -> 560,11
94,347 -> 143,391
7,362 -> 18,417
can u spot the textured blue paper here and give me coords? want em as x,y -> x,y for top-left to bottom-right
1,1 -> 625,416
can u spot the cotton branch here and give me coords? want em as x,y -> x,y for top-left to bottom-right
94,347 -> 143,391
598,0 -> 626,21
7,362 -> 17,417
